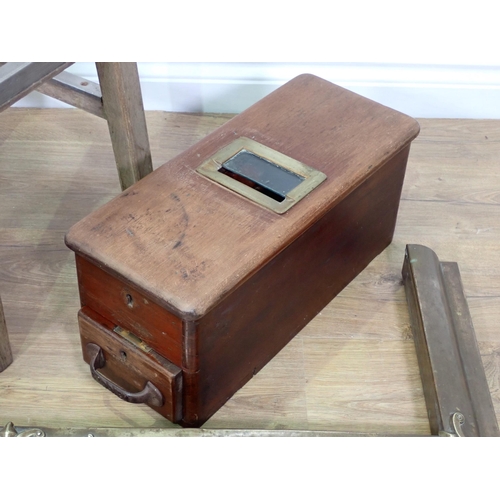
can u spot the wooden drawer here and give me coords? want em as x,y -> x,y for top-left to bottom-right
76,255 -> 183,366
78,307 -> 183,423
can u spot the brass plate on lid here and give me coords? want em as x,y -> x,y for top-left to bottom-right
196,137 -> 326,214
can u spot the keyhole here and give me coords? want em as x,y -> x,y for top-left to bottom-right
125,294 -> 133,308
120,350 -> 127,361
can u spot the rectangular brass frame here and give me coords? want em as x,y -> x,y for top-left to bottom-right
402,244 -> 499,437
196,137 -> 327,214
3,245 -> 498,437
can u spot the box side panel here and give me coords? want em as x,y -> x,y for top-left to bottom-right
183,146 -> 411,426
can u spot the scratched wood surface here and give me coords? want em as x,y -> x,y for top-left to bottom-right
0,109 -> 498,434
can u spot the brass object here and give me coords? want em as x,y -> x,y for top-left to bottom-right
196,137 -> 327,214
451,412 -> 466,437
1,421 -> 44,437
439,413 -> 467,438
402,244 -> 499,437
1,422 -> 423,437
113,325 -> 152,353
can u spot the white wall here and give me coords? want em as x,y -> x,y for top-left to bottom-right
6,0 -> 500,119
12,62 -> 500,119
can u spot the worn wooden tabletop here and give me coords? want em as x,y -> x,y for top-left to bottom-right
0,109 -> 498,435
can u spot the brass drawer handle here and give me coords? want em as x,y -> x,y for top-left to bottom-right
86,343 -> 164,408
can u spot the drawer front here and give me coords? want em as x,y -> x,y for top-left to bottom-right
78,307 -> 183,423
76,255 -> 183,366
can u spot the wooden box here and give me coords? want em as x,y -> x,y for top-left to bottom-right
65,74 -> 420,427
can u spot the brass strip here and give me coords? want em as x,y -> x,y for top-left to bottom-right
402,244 -> 500,437
1,422 -> 425,437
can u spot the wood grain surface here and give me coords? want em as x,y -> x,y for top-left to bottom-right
65,75 -> 419,319
187,146 -> 412,426
0,108 -> 499,434
96,62 -> 153,190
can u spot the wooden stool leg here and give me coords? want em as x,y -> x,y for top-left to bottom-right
96,63 -> 153,191
0,295 -> 13,372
